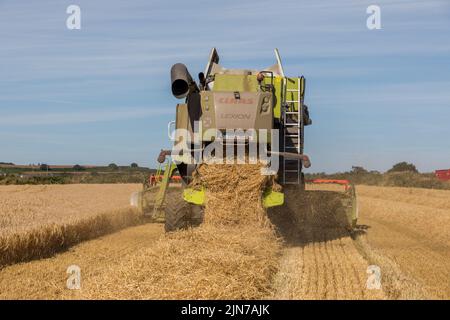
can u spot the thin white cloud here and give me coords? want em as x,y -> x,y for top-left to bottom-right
310,81 -> 450,106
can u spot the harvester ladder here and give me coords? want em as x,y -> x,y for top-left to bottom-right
282,77 -> 303,185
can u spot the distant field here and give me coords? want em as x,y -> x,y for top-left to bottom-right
0,184 -> 141,234
0,164 -> 99,169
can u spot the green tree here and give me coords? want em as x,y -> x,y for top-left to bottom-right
40,164 -> 50,171
108,163 -> 118,170
388,162 -> 418,173
73,164 -> 85,171
131,163 -> 139,168
351,166 -> 368,174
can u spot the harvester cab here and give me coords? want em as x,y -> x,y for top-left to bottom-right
133,48 -> 358,232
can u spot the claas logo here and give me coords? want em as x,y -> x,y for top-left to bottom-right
218,97 -> 254,104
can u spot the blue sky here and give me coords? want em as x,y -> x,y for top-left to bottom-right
0,0 -> 449,173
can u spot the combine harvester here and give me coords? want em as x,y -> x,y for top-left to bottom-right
133,48 -> 358,232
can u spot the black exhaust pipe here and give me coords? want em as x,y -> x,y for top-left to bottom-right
170,63 -> 195,99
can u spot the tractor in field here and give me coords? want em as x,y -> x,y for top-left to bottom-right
133,48 -> 358,232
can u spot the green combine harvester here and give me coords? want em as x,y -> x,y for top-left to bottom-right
132,48 -> 358,232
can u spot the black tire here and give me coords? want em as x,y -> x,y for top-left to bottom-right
164,193 -> 191,232
164,192 -> 205,232
189,204 -> 204,227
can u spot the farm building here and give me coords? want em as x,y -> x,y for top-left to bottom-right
435,169 -> 450,181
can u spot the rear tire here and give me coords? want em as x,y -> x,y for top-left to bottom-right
164,194 -> 190,232
164,192 -> 204,232
189,204 -> 204,227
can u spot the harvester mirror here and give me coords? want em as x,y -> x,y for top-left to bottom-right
170,63 -> 195,99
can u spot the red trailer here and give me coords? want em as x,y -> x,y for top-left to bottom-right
435,169 -> 450,181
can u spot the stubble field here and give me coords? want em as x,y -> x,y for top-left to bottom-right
0,182 -> 448,299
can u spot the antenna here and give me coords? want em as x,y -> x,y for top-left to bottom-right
274,48 -> 285,78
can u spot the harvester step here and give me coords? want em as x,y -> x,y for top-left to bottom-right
285,100 -> 299,103
284,165 -> 300,169
286,89 -> 300,92
284,133 -> 301,137
284,161 -> 300,166
284,134 -> 301,138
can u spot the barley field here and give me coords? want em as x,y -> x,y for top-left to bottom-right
0,183 -> 449,300
0,184 -> 141,233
